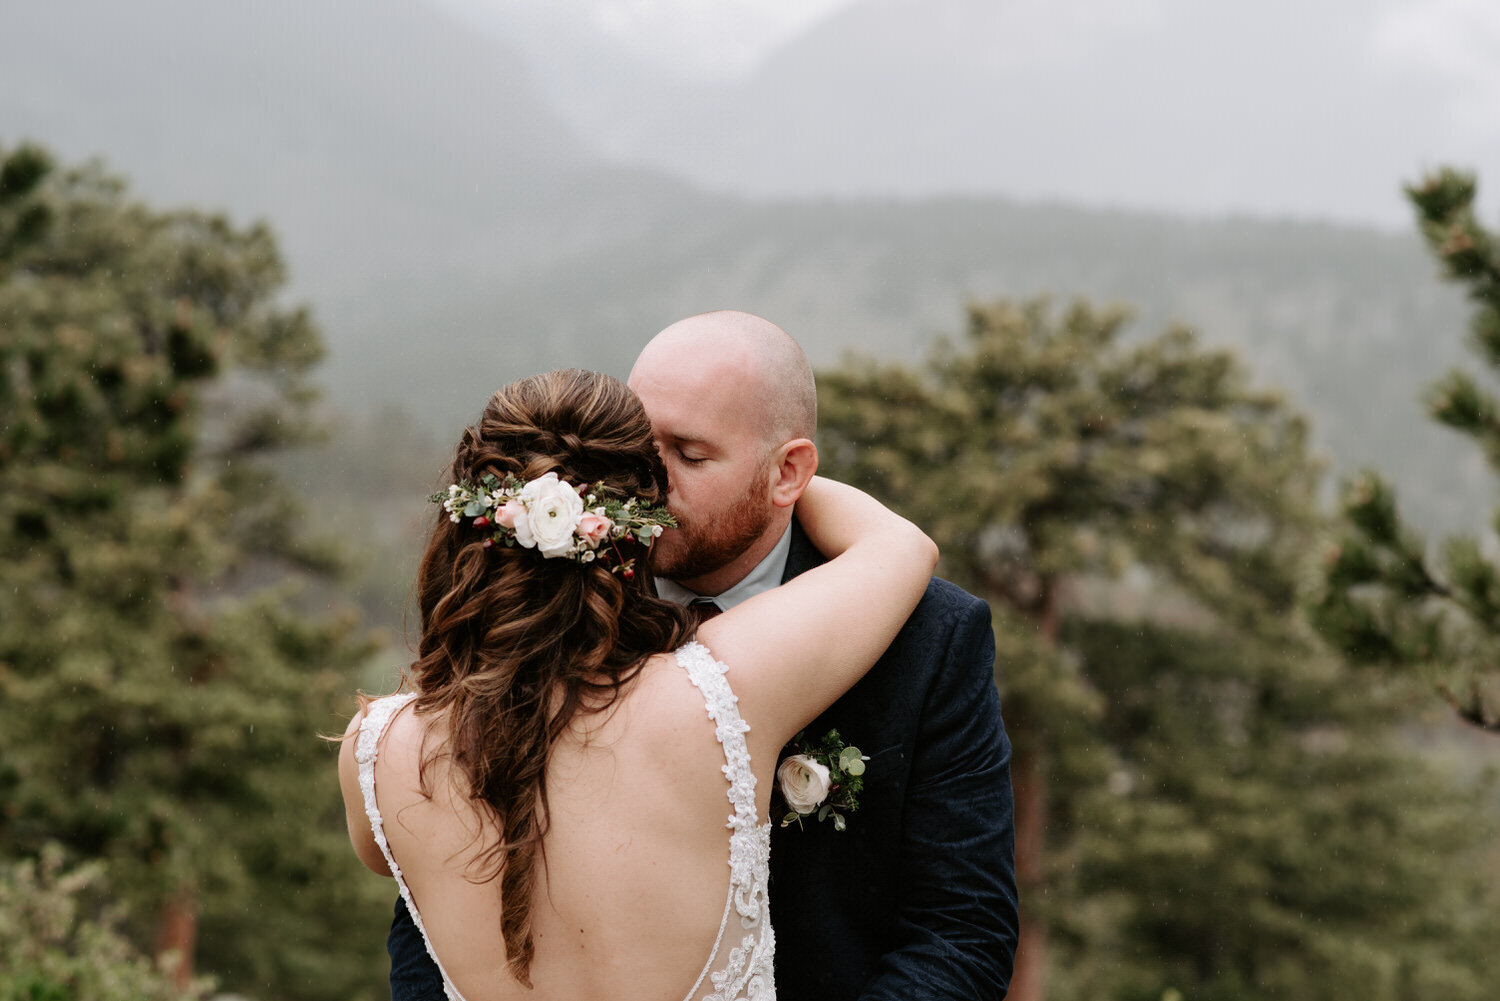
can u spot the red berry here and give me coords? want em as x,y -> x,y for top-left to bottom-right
473,515 -> 490,527
622,567 -> 635,580
482,538 -> 494,549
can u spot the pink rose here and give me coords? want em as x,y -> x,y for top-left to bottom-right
577,512 -> 613,548
495,499 -> 525,529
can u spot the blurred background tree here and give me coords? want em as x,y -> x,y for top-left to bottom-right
0,845 -> 211,1001
817,299 -> 1500,1001
0,143 -> 389,1000
1315,168 -> 1500,733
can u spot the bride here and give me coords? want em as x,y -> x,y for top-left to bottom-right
337,368 -> 936,1001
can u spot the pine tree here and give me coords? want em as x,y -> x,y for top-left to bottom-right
817,299 -> 1500,1000
0,143 -> 389,1000
1313,168 -> 1500,732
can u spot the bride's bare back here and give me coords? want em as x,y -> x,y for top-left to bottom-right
349,646 -> 772,1001
340,476 -> 937,999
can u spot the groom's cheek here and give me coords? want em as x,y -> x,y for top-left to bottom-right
654,521 -> 691,561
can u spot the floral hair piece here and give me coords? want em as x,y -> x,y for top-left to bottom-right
430,471 -> 675,579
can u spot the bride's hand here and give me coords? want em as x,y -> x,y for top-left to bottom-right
792,476 -> 935,567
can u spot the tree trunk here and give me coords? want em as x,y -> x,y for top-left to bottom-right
1010,576 -> 1060,1001
155,890 -> 197,988
1009,745 -> 1047,1001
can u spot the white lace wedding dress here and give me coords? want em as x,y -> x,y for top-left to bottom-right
355,641 -> 776,1001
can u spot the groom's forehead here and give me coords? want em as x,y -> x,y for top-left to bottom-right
650,413 -> 753,453
639,385 -> 744,429
655,425 -> 707,444
652,422 -> 721,449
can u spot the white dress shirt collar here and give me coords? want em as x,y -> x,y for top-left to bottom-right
654,524 -> 794,611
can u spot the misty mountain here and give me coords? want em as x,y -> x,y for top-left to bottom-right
0,0 -> 1488,538
404,194 -> 1480,530
0,0 -> 708,344
515,0 -> 1495,227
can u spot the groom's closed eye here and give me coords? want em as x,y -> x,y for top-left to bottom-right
666,439 -> 712,464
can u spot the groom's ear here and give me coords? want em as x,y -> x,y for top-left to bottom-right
769,438 -> 818,509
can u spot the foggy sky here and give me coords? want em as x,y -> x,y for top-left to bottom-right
438,0 -> 1500,227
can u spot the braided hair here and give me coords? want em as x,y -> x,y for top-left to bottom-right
406,369 -> 694,985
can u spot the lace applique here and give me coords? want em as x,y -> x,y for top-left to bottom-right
676,642 -> 777,1001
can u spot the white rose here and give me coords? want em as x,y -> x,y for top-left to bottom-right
513,473 -> 584,558
777,754 -> 832,815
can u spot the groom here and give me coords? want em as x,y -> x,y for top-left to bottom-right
388,311 -> 1018,1000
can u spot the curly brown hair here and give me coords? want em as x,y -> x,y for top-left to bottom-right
405,369 -> 694,985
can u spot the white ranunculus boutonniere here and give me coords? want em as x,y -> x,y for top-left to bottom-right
775,729 -> 868,832
777,755 -> 831,813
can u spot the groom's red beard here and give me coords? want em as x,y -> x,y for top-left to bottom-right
653,478 -> 775,583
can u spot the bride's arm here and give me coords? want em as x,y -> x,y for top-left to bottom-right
697,477 -> 937,751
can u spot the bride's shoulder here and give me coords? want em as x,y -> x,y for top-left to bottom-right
632,648 -> 697,694
635,643 -> 733,691
625,647 -> 725,725
377,694 -> 424,740
352,694 -> 432,783
619,651 -> 735,768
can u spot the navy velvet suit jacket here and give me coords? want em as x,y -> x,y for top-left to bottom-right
387,522 -> 1019,1000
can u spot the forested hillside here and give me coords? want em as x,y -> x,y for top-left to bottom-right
2,2 -> 1483,542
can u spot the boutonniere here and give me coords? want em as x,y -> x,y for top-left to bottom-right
775,728 -> 868,832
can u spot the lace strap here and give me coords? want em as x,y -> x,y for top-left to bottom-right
354,693 -> 417,766
674,641 -> 759,832
354,692 -> 420,881
354,693 -> 464,1001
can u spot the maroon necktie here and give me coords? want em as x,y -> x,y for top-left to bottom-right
690,598 -> 723,627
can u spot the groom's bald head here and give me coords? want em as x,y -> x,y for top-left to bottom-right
632,310 -> 816,447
